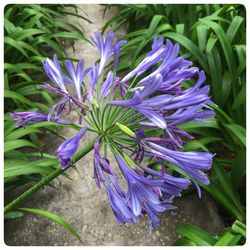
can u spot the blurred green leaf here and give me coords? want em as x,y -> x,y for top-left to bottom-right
175,223 -> 216,246
4,139 -> 37,153
232,220 -> 246,237
224,123 -> 246,147
19,208 -> 81,240
4,211 -> 24,219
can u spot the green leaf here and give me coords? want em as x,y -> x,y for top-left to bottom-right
11,28 -> 45,41
213,106 -> 234,124
207,46 -> 222,103
60,10 -> 92,23
232,220 -> 246,237
226,16 -> 244,43
231,148 -> 246,188
5,127 -> 42,140
19,208 -> 81,240
24,13 -> 43,28
147,15 -> 163,38
203,161 -> 245,221
177,119 -> 219,131
200,19 -> 236,77
4,90 -> 34,107
4,72 -> 9,90
173,237 -> 197,246
221,70 -> 232,105
196,24 -> 208,52
175,223 -> 216,246
48,31 -> 88,42
223,124 -> 246,147
155,23 -> 172,34
33,36 -> 65,57
175,24 -> 184,35
214,231 -> 241,246
184,137 -> 221,152
4,139 -> 37,153
4,36 -> 28,58
4,17 -> 16,33
4,211 -> 24,219
4,164 -> 53,178
232,84 -> 246,110
16,40 -> 41,56
206,36 -> 218,53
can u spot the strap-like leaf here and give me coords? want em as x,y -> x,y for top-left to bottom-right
19,208 -> 81,240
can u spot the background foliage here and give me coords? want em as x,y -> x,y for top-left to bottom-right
103,3 -> 246,245
4,4 -> 91,236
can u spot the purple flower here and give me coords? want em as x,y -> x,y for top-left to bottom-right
144,200 -> 175,236
42,56 -> 91,120
146,141 -> 214,196
93,151 -> 136,224
103,177 -> 137,225
47,96 -> 70,121
166,104 -> 215,126
121,41 -> 168,83
116,156 -> 168,216
99,73 -> 127,100
141,71 -> 210,110
110,70 -> 214,133
10,112 -> 71,128
137,39 -> 197,86
56,126 -> 87,170
43,54 -> 68,93
112,78 -> 128,98
88,64 -> 99,102
140,165 -> 191,198
99,71 -> 114,101
64,59 -> 91,100
116,156 -> 177,233
132,129 -> 213,197
90,31 -> 126,75
110,74 -> 167,129
10,32 -> 216,234
93,140 -> 119,188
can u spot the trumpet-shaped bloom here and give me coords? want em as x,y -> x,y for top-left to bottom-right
147,141 -> 213,196
56,127 -> 87,169
89,64 -> 99,102
116,156 -> 168,216
94,153 -> 136,224
64,59 -> 91,100
10,112 -> 71,128
140,165 -> 191,198
90,31 -> 126,75
99,71 -> 115,100
93,140 -> 118,188
43,54 -> 68,93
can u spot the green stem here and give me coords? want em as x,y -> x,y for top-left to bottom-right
4,138 -> 97,214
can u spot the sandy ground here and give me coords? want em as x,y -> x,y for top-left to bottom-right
4,4 -> 224,246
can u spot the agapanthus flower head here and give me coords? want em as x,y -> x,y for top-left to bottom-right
10,31 -> 216,235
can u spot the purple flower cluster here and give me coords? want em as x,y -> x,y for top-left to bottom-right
10,31 -> 215,234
